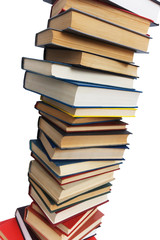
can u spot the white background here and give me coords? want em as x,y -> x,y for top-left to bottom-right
0,1 -> 160,239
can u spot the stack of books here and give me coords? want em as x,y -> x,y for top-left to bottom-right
1,0 -> 160,240
20,0 -> 157,239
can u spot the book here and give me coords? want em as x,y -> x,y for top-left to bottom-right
41,96 -> 137,117
100,0 -> 160,22
31,152 -> 120,184
43,207 -> 97,237
29,192 -> 107,225
30,139 -> 123,175
28,160 -> 114,204
35,101 -> 122,125
24,72 -> 141,108
29,203 -> 100,239
0,220 -> 10,226
43,0 -> 57,3
36,29 -> 135,62
38,117 -> 131,148
85,237 -> 96,240
15,206 -> 42,240
48,9 -> 150,52
56,209 -> 96,236
29,179 -> 111,213
15,205 -> 96,239
44,47 -> 138,75
40,112 -> 127,132
0,217 -> 24,240
50,0 -> 153,34
35,226 -> 98,240
76,227 -> 98,239
39,130 -> 127,160
44,0 -> 160,22
22,57 -> 135,89
24,204 -> 104,239
44,50 -> 139,76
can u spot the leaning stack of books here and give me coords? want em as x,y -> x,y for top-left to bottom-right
20,0 -> 157,239
1,0 -> 160,240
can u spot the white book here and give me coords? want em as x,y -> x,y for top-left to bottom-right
22,57 -> 135,89
104,0 -> 160,22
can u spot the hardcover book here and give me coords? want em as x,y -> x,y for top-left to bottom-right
24,204 -> 104,240
44,47 -> 136,71
28,159 -> 114,204
29,179 -> 111,212
15,206 -> 41,240
38,117 -> 131,148
39,111 -> 127,132
36,29 -> 135,62
100,0 -> 160,22
48,8 -> 150,52
30,139 -> 123,175
40,96 -> 137,117
38,130 -> 127,160
31,151 -> 120,185
24,71 -> 141,108
35,101 -> 122,125
49,0 -> 153,34
0,218 -> 24,240
22,57 -> 135,89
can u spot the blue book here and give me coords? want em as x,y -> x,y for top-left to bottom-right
30,139 -> 124,177
22,57 -> 136,90
24,71 -> 141,108
38,130 -> 128,160
28,159 -> 116,204
29,179 -> 111,210
38,116 -> 131,149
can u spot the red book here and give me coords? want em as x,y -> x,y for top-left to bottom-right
0,218 -> 24,240
0,219 -> 11,225
52,208 -> 97,236
28,202 -> 98,237
87,237 -> 97,240
24,205 -> 103,240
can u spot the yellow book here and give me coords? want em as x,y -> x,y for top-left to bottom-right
40,96 -> 137,118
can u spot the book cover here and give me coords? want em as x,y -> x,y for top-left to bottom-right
24,204 -> 103,239
15,206 -> 42,240
22,57 -> 136,89
0,218 -> 24,240
102,0 -> 160,22
29,179 -> 111,212
38,130 -> 128,160
24,71 -> 141,108
30,139 -> 124,177
35,101 -> 123,125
